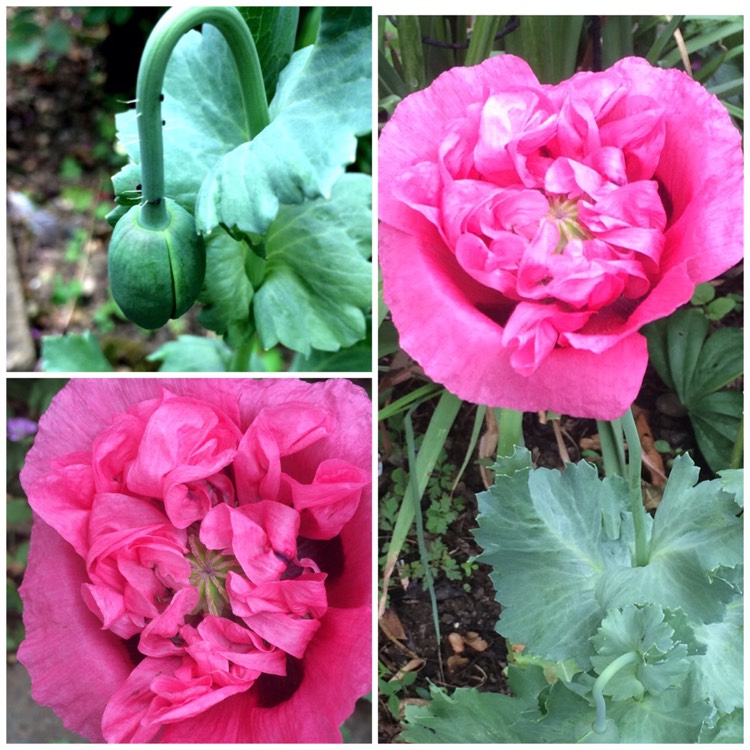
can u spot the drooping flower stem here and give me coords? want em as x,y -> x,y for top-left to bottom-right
592,651 -> 639,734
135,6 -> 270,228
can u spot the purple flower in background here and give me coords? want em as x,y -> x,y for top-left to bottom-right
7,417 -> 38,442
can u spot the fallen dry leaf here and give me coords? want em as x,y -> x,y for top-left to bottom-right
379,608 -> 406,641
394,657 -> 425,679
478,408 -> 499,489
446,654 -> 470,671
464,631 -> 489,652
579,435 -> 601,451
633,406 -> 667,487
448,632 -> 464,654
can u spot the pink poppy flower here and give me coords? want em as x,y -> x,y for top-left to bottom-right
379,55 -> 743,418
18,378 -> 371,743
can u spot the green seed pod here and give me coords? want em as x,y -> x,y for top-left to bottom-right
108,198 -> 205,329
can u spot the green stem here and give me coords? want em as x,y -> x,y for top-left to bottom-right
597,419 -> 625,477
496,407 -> 524,460
397,16 -> 426,92
465,15 -> 502,66
592,651 -> 639,733
729,414 -> 743,470
621,408 -> 649,567
135,6 -> 270,228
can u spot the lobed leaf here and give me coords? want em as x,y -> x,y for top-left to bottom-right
195,8 -> 371,239
402,684 -> 525,743
590,604 -> 695,701
474,450 -> 632,667
252,173 -> 372,355
599,455 -> 742,623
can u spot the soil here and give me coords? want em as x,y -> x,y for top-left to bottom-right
6,8 -> 203,372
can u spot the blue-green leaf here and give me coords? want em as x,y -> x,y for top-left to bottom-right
600,455 -> 742,624
41,332 -> 114,372
147,335 -> 232,372
591,604 -> 696,701
195,8 -> 371,238
474,451 -> 632,667
402,684 -> 525,743
253,173 -> 372,355
196,230 -> 255,348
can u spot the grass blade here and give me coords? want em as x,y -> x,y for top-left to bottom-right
379,390 -> 462,616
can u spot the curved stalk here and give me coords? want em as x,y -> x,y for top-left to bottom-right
135,6 -> 270,228
592,650 -> 639,734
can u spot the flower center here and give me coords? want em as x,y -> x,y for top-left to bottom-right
187,535 -> 241,617
546,197 -> 590,252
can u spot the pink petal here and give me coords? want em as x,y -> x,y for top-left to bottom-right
18,520 -> 133,742
101,656 -> 183,743
380,54 -> 541,234
126,391 -> 241,511
380,225 -> 648,419
233,402 -> 331,503
156,605 -> 371,743
227,572 -> 327,658
285,458 -> 371,540
23,451 -> 95,557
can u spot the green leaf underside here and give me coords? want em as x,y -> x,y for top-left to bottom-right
253,173 -> 372,355
196,231 -> 255,348
195,8 -> 372,238
690,390 -> 743,473
474,450 -> 742,669
114,25 -> 248,212
41,332 -> 114,372
147,335 -> 232,372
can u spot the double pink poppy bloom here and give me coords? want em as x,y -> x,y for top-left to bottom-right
380,55 -> 743,418
18,379 -> 371,743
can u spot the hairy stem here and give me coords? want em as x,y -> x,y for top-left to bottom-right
592,650 -> 639,734
135,6 -> 270,228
